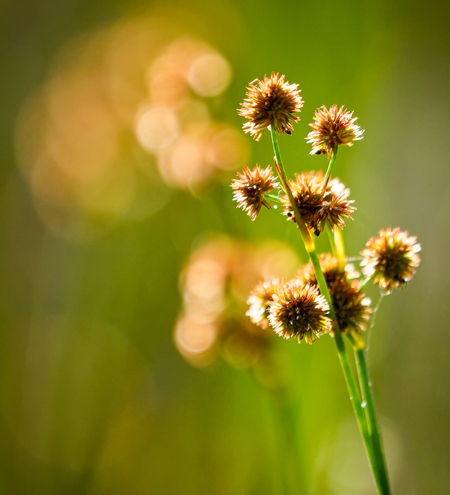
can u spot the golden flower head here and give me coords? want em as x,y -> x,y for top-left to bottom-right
231,164 -> 278,220
306,105 -> 364,158
238,73 -> 304,141
360,228 -> 421,291
281,171 -> 355,235
246,279 -> 284,330
296,254 -> 371,334
268,282 -> 332,344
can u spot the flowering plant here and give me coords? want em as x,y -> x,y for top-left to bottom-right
232,72 -> 421,495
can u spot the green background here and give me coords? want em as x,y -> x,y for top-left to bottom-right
1,0 -> 449,493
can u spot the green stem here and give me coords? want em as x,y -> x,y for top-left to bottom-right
326,224 -> 338,259
360,275 -> 374,290
348,336 -> 392,494
269,128 -> 391,495
322,148 -> 337,192
270,127 -> 315,253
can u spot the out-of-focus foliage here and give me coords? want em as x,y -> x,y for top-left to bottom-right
1,0 -> 450,494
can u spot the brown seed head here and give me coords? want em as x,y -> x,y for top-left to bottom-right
238,73 -> 304,141
281,171 -> 355,234
268,282 -> 332,344
306,105 -> 364,158
231,164 -> 278,220
296,254 -> 372,334
360,228 -> 421,291
246,279 -> 284,330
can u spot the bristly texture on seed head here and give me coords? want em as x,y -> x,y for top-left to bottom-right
360,228 -> 421,291
238,73 -> 304,141
306,104 -> 364,158
231,164 -> 278,220
281,170 -> 355,235
246,279 -> 284,330
268,282 -> 332,344
296,254 -> 372,335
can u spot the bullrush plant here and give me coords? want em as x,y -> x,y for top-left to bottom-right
231,73 -> 421,494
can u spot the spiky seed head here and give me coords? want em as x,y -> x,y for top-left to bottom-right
281,171 -> 355,234
306,105 -> 364,158
268,282 -> 332,344
238,73 -> 304,141
296,254 -> 372,334
246,279 -> 284,330
231,164 -> 278,220
360,228 -> 421,291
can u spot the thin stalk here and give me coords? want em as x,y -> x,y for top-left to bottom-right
269,129 -> 387,493
348,334 -> 392,494
326,224 -> 338,259
322,148 -> 337,192
270,127 -> 314,253
360,275 -> 374,290
333,229 -> 346,270
266,193 -> 282,203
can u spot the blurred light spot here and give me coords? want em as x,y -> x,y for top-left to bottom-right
177,99 -> 210,126
256,242 -> 301,281
157,129 -> 210,189
14,19 -> 175,242
174,314 -> 217,367
136,36 -> 245,191
207,128 -> 249,171
187,52 -> 231,97
135,106 -> 180,151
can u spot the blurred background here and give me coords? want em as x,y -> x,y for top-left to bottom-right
1,0 -> 449,493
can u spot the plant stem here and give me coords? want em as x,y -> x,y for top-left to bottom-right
348,334 -> 392,494
326,225 -> 338,259
322,148 -> 337,192
269,128 -> 391,495
270,127 -> 314,253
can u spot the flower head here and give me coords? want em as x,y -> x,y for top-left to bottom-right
246,279 -> 284,330
306,105 -> 364,158
360,228 -> 421,291
268,282 -> 332,344
296,254 -> 372,334
231,165 -> 278,220
281,171 -> 355,234
239,73 -> 303,141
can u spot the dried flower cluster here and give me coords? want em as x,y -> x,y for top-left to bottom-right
306,104 -> 364,158
268,283 -> 332,344
247,279 -> 284,330
246,255 -> 372,342
296,254 -> 372,334
231,165 -> 278,220
281,170 -> 355,235
232,74 -> 421,349
361,228 -> 421,291
239,73 -> 304,141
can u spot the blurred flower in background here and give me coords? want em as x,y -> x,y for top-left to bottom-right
14,19 -> 248,242
174,236 -> 300,377
136,36 -> 249,190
